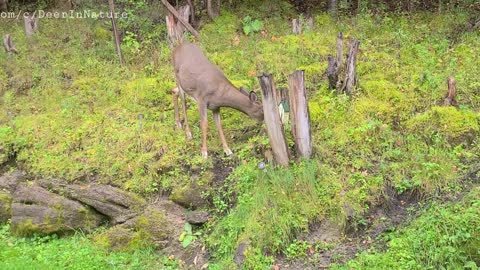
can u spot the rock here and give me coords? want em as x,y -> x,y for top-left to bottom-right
11,184 -> 104,235
234,242 -> 249,266
95,199 -> 186,251
0,191 -> 12,223
186,211 -> 210,225
170,182 -> 208,210
38,179 -> 146,224
0,170 -> 26,193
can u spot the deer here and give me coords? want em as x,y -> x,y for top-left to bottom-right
172,42 -> 264,159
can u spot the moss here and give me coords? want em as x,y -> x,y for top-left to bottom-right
0,192 -> 12,223
94,226 -> 137,251
407,106 -> 479,143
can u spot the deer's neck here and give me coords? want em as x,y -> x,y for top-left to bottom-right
213,84 -> 262,120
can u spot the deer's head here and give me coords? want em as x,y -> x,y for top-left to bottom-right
240,87 -> 264,122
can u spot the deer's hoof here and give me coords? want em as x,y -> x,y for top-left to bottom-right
224,149 -> 233,156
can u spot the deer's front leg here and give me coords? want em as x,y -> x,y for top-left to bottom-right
179,87 -> 192,140
213,109 -> 233,156
198,103 -> 208,159
172,87 -> 182,130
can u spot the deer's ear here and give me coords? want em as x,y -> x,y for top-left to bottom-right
249,91 -> 258,102
240,87 -> 249,96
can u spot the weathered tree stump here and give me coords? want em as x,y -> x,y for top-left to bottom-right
24,15 -> 39,36
444,76 -> 457,106
207,0 -> 220,19
258,73 -> 290,166
288,70 -> 312,159
292,18 -> 302,34
161,0 -> 200,39
3,34 -> 18,54
307,16 -> 314,30
327,32 -> 343,90
342,38 -> 360,95
166,5 -> 190,48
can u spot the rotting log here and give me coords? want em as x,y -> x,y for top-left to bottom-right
292,18 -> 302,34
258,73 -> 290,166
444,76 -> 457,106
161,0 -> 200,40
3,34 -> 18,54
24,15 -> 38,36
288,70 -> 312,159
342,37 -> 359,95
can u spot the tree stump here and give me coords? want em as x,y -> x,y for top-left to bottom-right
24,15 -> 39,36
288,70 -> 311,159
3,34 -> 18,54
327,32 -> 343,90
292,18 -> 302,34
307,16 -> 314,30
444,76 -> 457,106
342,38 -> 360,95
258,74 -> 290,166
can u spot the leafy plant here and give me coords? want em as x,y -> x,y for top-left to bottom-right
179,223 -> 201,248
242,16 -> 263,35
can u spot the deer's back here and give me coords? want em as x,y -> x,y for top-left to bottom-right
173,43 -> 229,100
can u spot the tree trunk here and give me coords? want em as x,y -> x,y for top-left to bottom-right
207,0 -> 218,19
328,0 -> 337,19
186,0 -> 195,27
0,0 -> 7,12
327,32 -> 343,90
3,34 -> 18,54
161,0 -> 200,39
166,4 -> 191,47
24,15 -> 39,36
258,73 -> 290,166
108,0 -> 124,65
292,18 -> 302,34
288,70 -> 311,159
342,38 -> 359,96
443,76 -> 457,106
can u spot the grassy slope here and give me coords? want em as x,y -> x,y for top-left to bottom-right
0,1 -> 479,269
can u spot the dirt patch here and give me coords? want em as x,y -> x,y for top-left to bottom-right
274,187 -> 420,269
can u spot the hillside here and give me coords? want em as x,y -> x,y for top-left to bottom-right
0,0 -> 479,269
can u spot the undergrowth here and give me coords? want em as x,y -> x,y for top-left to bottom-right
336,186 -> 480,269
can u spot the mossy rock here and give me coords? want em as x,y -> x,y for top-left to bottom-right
11,184 -> 104,236
95,204 -> 179,251
0,192 -> 12,223
170,181 -> 208,209
407,106 -> 479,143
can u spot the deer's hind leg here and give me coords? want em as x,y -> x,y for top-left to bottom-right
178,85 -> 192,140
213,109 -> 233,156
172,87 -> 182,130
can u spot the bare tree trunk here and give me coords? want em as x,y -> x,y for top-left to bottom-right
444,76 -> 457,106
342,38 -> 359,95
3,34 -> 18,54
207,0 -> 218,19
258,73 -> 290,166
288,70 -> 311,159
0,0 -> 7,11
24,15 -> 39,36
186,0 -> 195,27
292,18 -> 302,34
108,0 -> 124,65
328,0 -> 337,19
161,0 -> 200,39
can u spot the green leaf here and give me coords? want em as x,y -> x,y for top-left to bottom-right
184,223 -> 192,235
182,235 -> 194,248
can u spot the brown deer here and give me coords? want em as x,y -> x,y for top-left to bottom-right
172,42 -> 264,158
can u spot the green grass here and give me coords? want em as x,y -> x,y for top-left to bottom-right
0,224 -> 179,270
336,186 -> 480,269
